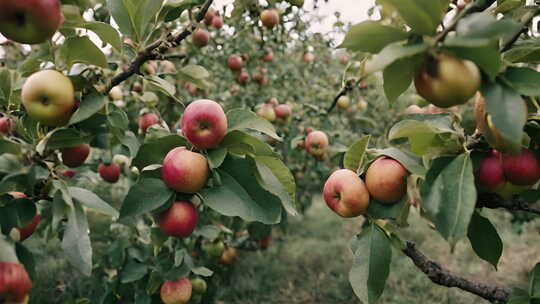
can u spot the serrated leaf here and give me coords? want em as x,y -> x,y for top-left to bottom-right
467,211 -> 503,269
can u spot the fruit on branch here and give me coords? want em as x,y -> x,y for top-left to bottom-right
323,169 -> 370,217
138,112 -> 160,133
131,82 -> 143,93
162,147 -> 209,193
260,9 -> 279,29
21,70 -> 75,126
108,86 -> 123,101
211,16 -> 223,29
275,104 -> 292,120
477,151 -> 505,192
227,55 -> 243,71
190,278 -> 207,294
337,96 -> 349,109
202,241 -> 225,258
359,81 -> 368,89
261,52 -> 274,62
303,53 -> 315,63
142,62 -> 156,75
160,277 -> 192,304
236,71 -> 250,84
204,8 -> 217,25
0,0 -> 64,44
0,261 -> 32,303
61,144 -> 90,168
256,104 -> 276,122
181,99 -> 228,149
414,53 -> 481,108
267,97 -> 279,107
218,246 -> 237,265
192,29 -> 210,48
159,201 -> 198,238
305,130 -> 328,156
0,116 -> 12,134
59,169 -> 76,178
357,99 -> 368,111
365,157 -> 409,204
161,60 -> 177,73
502,148 -> 540,186
98,163 -> 121,183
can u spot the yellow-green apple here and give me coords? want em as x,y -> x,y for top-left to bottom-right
236,71 -> 250,84
138,113 -> 160,133
260,9 -> 279,29
162,147 -> 209,193
256,104 -> 276,122
218,246 -> 237,265
261,52 -> 274,62
227,55 -> 243,71
204,8 -> 217,25
61,144 -> 90,168
502,148 -> 540,186
275,104 -> 291,120
365,157 -> 409,204
305,130 -> 328,156
159,201 -> 198,237
337,96 -> 349,109
0,0 -> 64,44
160,277 -> 192,304
303,53 -> 315,63
190,278 -> 207,294
112,154 -> 131,169
98,163 -> 120,183
414,53 -> 480,108
357,99 -> 368,111
211,16 -> 223,29
180,99 -> 228,149
202,241 -> 225,257
0,261 -> 32,303
0,116 -> 11,134
21,70 -> 75,126
323,169 -> 370,217
192,29 -> 210,48
108,86 -> 123,101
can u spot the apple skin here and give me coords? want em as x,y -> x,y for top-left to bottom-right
162,147 -> 209,193
502,148 -> 540,186
236,71 -> 250,84
160,277 -> 192,304
305,130 -> 329,156
211,16 -> 223,29
0,116 -> 11,134
192,29 -> 210,48
21,70 -> 75,126
202,241 -> 225,258
61,144 -> 90,168
204,8 -> 216,25
108,86 -> 123,101
337,96 -> 349,109
159,201 -> 198,238
16,214 -> 41,242
275,104 -> 291,120
305,127 -> 314,134
260,9 -> 279,29
227,55 -> 243,71
181,99 -> 228,149
256,104 -> 276,122
218,247 -> 237,265
261,52 -> 274,62
303,53 -> 315,63
0,0 -> 64,45
98,163 -> 121,183
138,113 -> 160,132
191,278 -> 207,294
0,261 -> 32,303
132,82 -> 143,93
365,157 -> 409,204
60,169 -> 76,178
477,153 -> 506,191
414,53 -> 481,108
323,169 -> 370,217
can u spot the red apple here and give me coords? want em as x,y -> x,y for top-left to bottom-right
0,116 -> 11,134
218,246 -> 237,265
236,71 -> 250,84
192,29 -> 210,48
61,144 -> 90,168
138,113 -> 160,132
131,82 -> 143,93
477,151 -> 505,191
256,104 -> 276,122
160,277 -> 192,304
305,130 -> 328,156
261,52 -> 274,62
60,169 -> 76,178
204,8 -> 216,25
180,99 -> 228,149
98,163 -> 120,183
159,201 -> 198,238
275,104 -> 291,120
162,147 -> 209,193
16,214 -> 41,241
260,9 -> 279,29
8,192 -> 26,199
211,16 -> 223,29
365,157 -> 409,204
303,53 -> 315,63
502,148 -> 540,186
323,169 -> 370,217
305,127 -> 314,134
359,81 -> 368,89
227,55 -> 243,71
0,261 -> 32,303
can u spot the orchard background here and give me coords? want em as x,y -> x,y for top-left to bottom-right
0,0 -> 539,303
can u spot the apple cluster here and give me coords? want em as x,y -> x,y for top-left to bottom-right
323,157 -> 409,217
256,98 -> 292,122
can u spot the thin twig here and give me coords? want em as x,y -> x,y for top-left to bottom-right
327,79 -> 358,113
477,193 -> 540,215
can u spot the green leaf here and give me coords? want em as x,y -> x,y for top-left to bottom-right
531,263 -> 540,299
467,211 -> 503,269
132,135 -> 187,169
0,234 -> 19,263
122,131 -> 141,158
420,153 -> 477,247
69,93 -> 106,125
383,57 -> 420,103
503,67 -> 540,96
69,187 -> 119,218
364,41 -> 428,75
343,136 -> 370,172
503,38 -> 540,64
0,198 -> 36,234
367,198 -> 408,221
0,68 -> 12,108
59,36 -> 107,68
444,45 -> 501,81
207,148 -> 227,169
507,288 -> 531,304
338,21 -> 409,53
221,130 -> 277,157
65,21 -> 122,51
41,129 -> 93,151
119,178 -> 174,221
191,266 -> 213,277
177,65 -> 211,89
349,223 -> 392,304
377,0 -> 444,35
375,147 -> 427,176
107,0 -> 135,38
62,201 -> 92,276
133,0 -> 164,41
107,106 -> 129,144
227,109 -> 280,140
254,156 -> 298,216
121,262 -> 148,283
0,139 -> 21,155
145,75 -> 179,102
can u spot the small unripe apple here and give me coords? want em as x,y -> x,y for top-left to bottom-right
337,96 -> 349,109
256,104 -> 276,122
305,130 -> 329,156
502,148 -> 540,186
323,169 -> 370,217
365,157 -> 409,204
0,261 -> 32,303
138,113 -> 160,132
236,71 -> 250,84
162,147 -> 209,193
191,278 -> 207,294
275,104 -> 291,120
202,241 -> 225,258
204,8 -> 216,25
218,247 -> 237,265
357,99 -> 368,111
477,152 -> 505,192
108,86 -> 123,101
414,53 -> 481,108
159,201 -> 198,238
192,29 -> 210,48
227,55 -> 243,71
303,53 -> 315,63
260,9 -> 279,29
98,163 -> 121,183
0,116 -> 11,134
160,277 -> 192,304
261,52 -> 274,62
181,99 -> 228,149
61,144 -> 90,168
211,16 -> 223,29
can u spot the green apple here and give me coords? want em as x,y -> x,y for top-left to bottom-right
202,241 -> 225,258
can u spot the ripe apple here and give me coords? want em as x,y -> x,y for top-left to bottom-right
160,277 -> 192,304
108,86 -> 123,101
359,81 -> 369,89
191,278 -> 207,294
159,201 -> 198,238
98,163 -> 121,183
275,104 -> 291,120
337,96 -> 349,109
227,55 -> 243,71
0,116 -> 11,134
303,53 -> 315,63
138,112 -> 160,132
305,130 -> 328,156
260,9 -> 279,29
202,241 -> 225,257
21,70 -> 75,126
180,99 -> 228,149
142,62 -> 156,75
256,104 -> 276,122
61,144 -> 90,168
365,157 -> 409,204
0,261 -> 32,303
236,71 -> 250,84
323,169 -> 370,217
131,82 -> 143,93
218,247 -> 237,265
192,29 -> 210,48
477,152 -> 505,192
502,148 -> 540,186
162,147 -> 209,193
204,8 -> 217,25
0,0 -> 64,45
60,169 -> 76,178
414,53 -> 481,108
261,52 -> 274,62
211,16 -> 223,29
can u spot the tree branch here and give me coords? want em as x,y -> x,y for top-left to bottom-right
327,79 -> 358,113
105,0 -> 214,92
477,193 -> 540,215
402,241 -> 511,303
